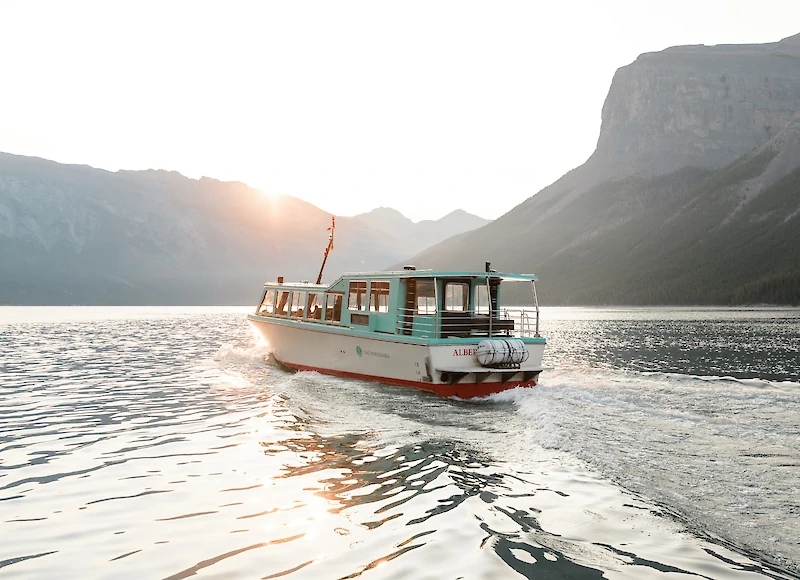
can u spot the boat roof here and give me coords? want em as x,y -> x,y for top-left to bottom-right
262,281 -> 327,288
336,269 -> 538,282
262,269 -> 537,288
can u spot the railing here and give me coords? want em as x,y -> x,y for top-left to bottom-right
395,308 -> 539,339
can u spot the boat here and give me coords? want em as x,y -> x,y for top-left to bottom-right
247,220 -> 546,398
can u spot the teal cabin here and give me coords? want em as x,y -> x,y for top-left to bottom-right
253,268 -> 543,344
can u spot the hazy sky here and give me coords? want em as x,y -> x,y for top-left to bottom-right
1,1 -> 799,221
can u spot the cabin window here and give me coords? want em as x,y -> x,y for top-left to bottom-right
369,281 -> 390,313
444,282 -> 469,312
258,289 -> 276,314
475,284 -> 490,315
325,292 -> 343,323
348,281 -> 367,311
290,292 -> 306,318
277,291 -> 291,316
306,293 -> 323,320
416,280 -> 436,315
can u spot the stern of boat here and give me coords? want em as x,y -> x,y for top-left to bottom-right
424,338 -> 546,398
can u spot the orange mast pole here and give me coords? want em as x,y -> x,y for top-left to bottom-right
316,216 -> 335,285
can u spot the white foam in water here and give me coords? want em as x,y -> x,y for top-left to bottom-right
496,368 -> 800,570
213,342 -> 271,364
270,366 -> 800,576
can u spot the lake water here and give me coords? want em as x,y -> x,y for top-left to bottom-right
1,306 -> 799,579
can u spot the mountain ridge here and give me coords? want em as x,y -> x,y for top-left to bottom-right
405,34 -> 800,305
0,152 -> 488,305
352,206 -> 489,259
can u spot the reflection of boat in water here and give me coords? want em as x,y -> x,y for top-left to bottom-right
247,220 -> 546,398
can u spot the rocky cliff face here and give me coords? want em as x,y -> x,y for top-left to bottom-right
591,33 -> 800,179
407,34 -> 800,305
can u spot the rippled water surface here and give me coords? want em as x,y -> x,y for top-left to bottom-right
1,306 -> 798,579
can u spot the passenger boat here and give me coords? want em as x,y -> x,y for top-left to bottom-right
247,220 -> 546,398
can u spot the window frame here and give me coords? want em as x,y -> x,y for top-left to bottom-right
306,292 -> 324,321
444,282 -> 469,312
474,284 -> 490,315
348,280 -> 368,311
258,289 -> 276,314
416,279 -> 437,316
290,291 -> 306,318
325,292 -> 344,323
276,290 -> 291,316
369,280 -> 391,313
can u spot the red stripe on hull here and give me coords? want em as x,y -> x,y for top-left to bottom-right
277,360 -> 536,399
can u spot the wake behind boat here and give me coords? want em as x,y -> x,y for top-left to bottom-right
247,219 -> 546,398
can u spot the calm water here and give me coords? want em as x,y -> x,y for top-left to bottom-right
1,306 -> 799,579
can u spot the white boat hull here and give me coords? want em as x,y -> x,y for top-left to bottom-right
248,315 -> 544,398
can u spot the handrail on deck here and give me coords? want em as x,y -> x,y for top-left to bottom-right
395,307 -> 538,339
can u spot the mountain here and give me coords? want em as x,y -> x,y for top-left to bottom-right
0,153 -> 482,305
352,207 -> 414,240
404,33 -> 800,305
353,207 -> 489,259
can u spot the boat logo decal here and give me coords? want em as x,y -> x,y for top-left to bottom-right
355,346 -> 390,359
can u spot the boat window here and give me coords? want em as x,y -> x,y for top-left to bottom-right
277,291 -> 291,316
258,289 -> 276,314
475,284 -> 490,315
444,282 -> 469,312
416,279 -> 436,315
290,292 -> 306,318
348,281 -> 367,311
325,292 -> 343,323
369,281 -> 390,313
306,293 -> 323,320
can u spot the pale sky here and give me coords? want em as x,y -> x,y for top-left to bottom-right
1,1 -> 799,221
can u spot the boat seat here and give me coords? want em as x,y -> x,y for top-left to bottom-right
440,312 -> 473,337
440,312 -> 515,337
471,317 -> 515,336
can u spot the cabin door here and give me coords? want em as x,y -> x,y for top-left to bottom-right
401,278 -> 415,335
402,279 -> 437,337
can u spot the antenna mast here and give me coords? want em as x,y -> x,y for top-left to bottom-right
316,216 -> 335,285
